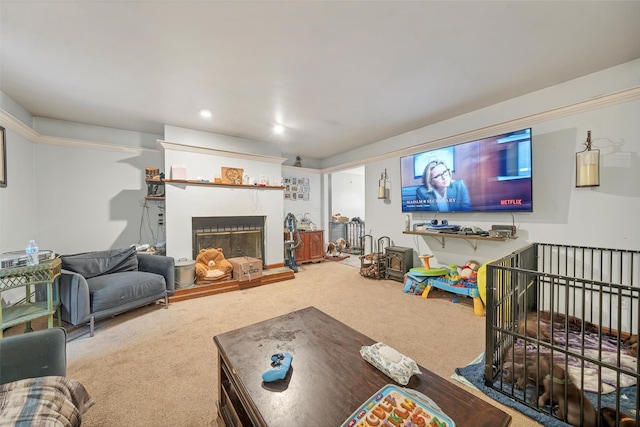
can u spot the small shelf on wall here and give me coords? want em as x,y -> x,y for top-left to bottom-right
403,230 -> 512,251
145,179 -> 165,201
163,179 -> 284,190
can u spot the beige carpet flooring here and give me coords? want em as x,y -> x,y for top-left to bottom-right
16,261 -> 542,426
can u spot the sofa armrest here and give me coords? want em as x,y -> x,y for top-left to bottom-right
0,328 -> 67,385
137,254 -> 175,295
59,269 -> 92,326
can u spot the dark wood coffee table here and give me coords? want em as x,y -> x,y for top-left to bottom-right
214,306 -> 511,427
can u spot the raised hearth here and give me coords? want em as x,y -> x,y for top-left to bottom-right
168,266 -> 294,303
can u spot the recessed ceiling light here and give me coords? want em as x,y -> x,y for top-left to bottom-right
273,124 -> 284,134
199,109 -> 212,118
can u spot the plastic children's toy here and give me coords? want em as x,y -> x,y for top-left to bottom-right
262,352 -> 293,382
409,254 -> 448,277
340,384 -> 455,427
410,255 -> 485,317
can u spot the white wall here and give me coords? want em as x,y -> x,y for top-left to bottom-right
0,128 -> 36,252
34,142 -> 164,254
330,167 -> 365,222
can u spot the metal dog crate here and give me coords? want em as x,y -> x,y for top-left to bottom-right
330,220 -> 365,255
346,220 -> 364,255
485,243 -> 640,425
329,222 -> 346,242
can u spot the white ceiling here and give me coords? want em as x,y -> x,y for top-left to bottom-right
1,1 -> 639,161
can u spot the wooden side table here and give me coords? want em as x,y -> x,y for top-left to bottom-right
0,258 -> 62,337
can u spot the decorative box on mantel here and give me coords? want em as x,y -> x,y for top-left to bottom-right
385,246 -> 413,282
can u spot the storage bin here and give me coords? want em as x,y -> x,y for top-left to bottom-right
175,258 -> 195,289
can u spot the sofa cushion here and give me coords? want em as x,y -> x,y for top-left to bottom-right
61,247 -> 138,279
87,271 -> 166,313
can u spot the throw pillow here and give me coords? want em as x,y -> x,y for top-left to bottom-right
61,246 -> 138,279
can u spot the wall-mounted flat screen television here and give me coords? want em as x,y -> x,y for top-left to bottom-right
400,128 -> 532,212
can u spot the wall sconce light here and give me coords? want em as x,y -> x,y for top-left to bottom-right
575,130 -> 600,187
378,168 -> 389,200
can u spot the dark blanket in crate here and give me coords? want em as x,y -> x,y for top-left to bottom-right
505,316 -> 637,394
505,325 -> 637,394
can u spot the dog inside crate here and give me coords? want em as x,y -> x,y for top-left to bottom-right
485,243 -> 640,427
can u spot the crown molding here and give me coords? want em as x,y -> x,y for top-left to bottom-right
0,109 -> 154,154
281,165 -> 320,174
320,85 -> 640,174
2,84 -> 638,169
158,140 -> 286,164
0,108 -> 39,141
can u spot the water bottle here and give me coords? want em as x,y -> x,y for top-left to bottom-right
26,240 -> 39,265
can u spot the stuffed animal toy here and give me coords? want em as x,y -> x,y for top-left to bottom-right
460,260 -> 480,280
195,248 -> 233,284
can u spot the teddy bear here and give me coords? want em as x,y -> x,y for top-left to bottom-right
194,248 -> 233,284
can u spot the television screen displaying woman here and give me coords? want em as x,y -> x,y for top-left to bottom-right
416,159 -> 471,212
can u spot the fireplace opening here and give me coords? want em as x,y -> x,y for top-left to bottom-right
192,216 -> 265,265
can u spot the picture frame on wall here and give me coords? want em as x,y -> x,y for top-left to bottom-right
0,126 -> 6,188
283,175 -> 311,201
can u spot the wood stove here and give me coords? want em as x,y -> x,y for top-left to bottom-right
385,246 -> 413,282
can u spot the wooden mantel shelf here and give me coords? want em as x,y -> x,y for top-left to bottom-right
164,179 -> 284,190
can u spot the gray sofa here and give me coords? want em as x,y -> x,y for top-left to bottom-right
58,247 -> 175,336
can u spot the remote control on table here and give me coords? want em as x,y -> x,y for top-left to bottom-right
262,352 -> 293,382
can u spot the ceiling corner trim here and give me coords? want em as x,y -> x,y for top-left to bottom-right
282,165 -> 322,174
158,140 -> 287,164
0,108 -> 153,154
0,108 -> 39,142
321,85 -> 640,174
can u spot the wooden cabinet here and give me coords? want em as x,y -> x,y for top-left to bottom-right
285,230 -> 324,264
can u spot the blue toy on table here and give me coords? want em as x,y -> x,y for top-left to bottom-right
262,352 -> 293,382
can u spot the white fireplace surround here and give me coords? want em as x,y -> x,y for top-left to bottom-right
160,139 -> 286,266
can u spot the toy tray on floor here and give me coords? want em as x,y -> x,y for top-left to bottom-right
341,384 -> 455,427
